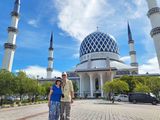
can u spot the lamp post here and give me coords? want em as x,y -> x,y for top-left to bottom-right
0,96 -> 2,107
35,75 -> 39,102
36,75 -> 39,84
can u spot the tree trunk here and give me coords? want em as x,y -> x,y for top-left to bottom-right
20,94 -> 22,101
0,96 -> 2,106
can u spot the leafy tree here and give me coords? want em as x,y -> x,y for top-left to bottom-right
134,83 -> 151,93
119,76 -> 160,98
120,76 -> 136,92
0,69 -> 15,96
103,79 -> 129,103
38,85 -> 46,96
41,82 -> 53,96
14,71 -> 30,101
0,69 -> 16,105
72,81 -> 79,92
103,79 -> 129,94
146,77 -> 160,97
26,78 -> 38,101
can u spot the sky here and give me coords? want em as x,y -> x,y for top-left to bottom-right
0,0 -> 160,78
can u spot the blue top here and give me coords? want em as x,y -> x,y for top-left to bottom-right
50,85 -> 62,102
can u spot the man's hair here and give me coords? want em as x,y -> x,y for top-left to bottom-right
62,72 -> 67,76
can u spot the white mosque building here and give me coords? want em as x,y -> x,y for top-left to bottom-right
40,23 -> 139,98
72,24 -> 138,98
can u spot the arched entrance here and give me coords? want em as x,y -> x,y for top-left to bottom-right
95,78 -> 99,90
94,77 -> 101,98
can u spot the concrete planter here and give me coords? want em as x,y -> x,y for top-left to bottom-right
2,105 -> 10,108
0,101 -> 48,109
18,102 -> 22,106
11,102 -> 17,107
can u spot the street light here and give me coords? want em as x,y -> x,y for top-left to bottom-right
37,75 -> 39,80
35,75 -> 39,102
36,75 -> 39,86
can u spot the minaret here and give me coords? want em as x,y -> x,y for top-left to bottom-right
128,22 -> 138,72
2,0 -> 20,71
146,0 -> 160,68
47,33 -> 54,79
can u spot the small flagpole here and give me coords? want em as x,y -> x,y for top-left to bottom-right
109,59 -> 112,80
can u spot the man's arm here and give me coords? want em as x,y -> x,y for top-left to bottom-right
70,81 -> 74,99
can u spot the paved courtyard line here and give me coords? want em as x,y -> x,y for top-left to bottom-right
0,104 -> 47,112
17,111 -> 48,120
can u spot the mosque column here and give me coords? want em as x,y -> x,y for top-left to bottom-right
89,73 -> 94,98
79,73 -> 84,97
110,71 -> 116,81
99,73 -> 104,98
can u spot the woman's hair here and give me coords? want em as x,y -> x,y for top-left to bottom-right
55,80 -> 62,85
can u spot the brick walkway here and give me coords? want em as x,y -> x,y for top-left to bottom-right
0,100 -> 160,120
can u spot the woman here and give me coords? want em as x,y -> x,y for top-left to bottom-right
48,79 -> 62,120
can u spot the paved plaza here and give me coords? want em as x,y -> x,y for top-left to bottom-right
0,100 -> 160,120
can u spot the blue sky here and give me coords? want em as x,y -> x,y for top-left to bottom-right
0,0 -> 160,78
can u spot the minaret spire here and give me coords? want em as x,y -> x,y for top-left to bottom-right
2,0 -> 21,71
49,32 -> 53,50
128,22 -> 133,41
47,32 -> 54,79
14,0 -> 20,13
127,22 -> 138,74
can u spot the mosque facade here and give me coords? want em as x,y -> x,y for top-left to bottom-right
70,24 -> 138,98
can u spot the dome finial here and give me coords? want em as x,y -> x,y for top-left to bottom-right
96,26 -> 99,31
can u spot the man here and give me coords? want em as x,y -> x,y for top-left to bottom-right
60,72 -> 74,120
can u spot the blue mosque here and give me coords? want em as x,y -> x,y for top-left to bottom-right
67,25 -> 138,98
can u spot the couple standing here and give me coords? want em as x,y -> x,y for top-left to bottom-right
48,72 -> 74,120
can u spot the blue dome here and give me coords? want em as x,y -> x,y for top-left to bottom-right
80,32 -> 119,57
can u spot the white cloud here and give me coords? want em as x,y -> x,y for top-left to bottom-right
16,65 -> 61,78
28,19 -> 38,28
54,0 -> 115,42
53,0 -> 160,67
120,56 -> 130,63
139,57 -> 160,74
53,0 -> 151,42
